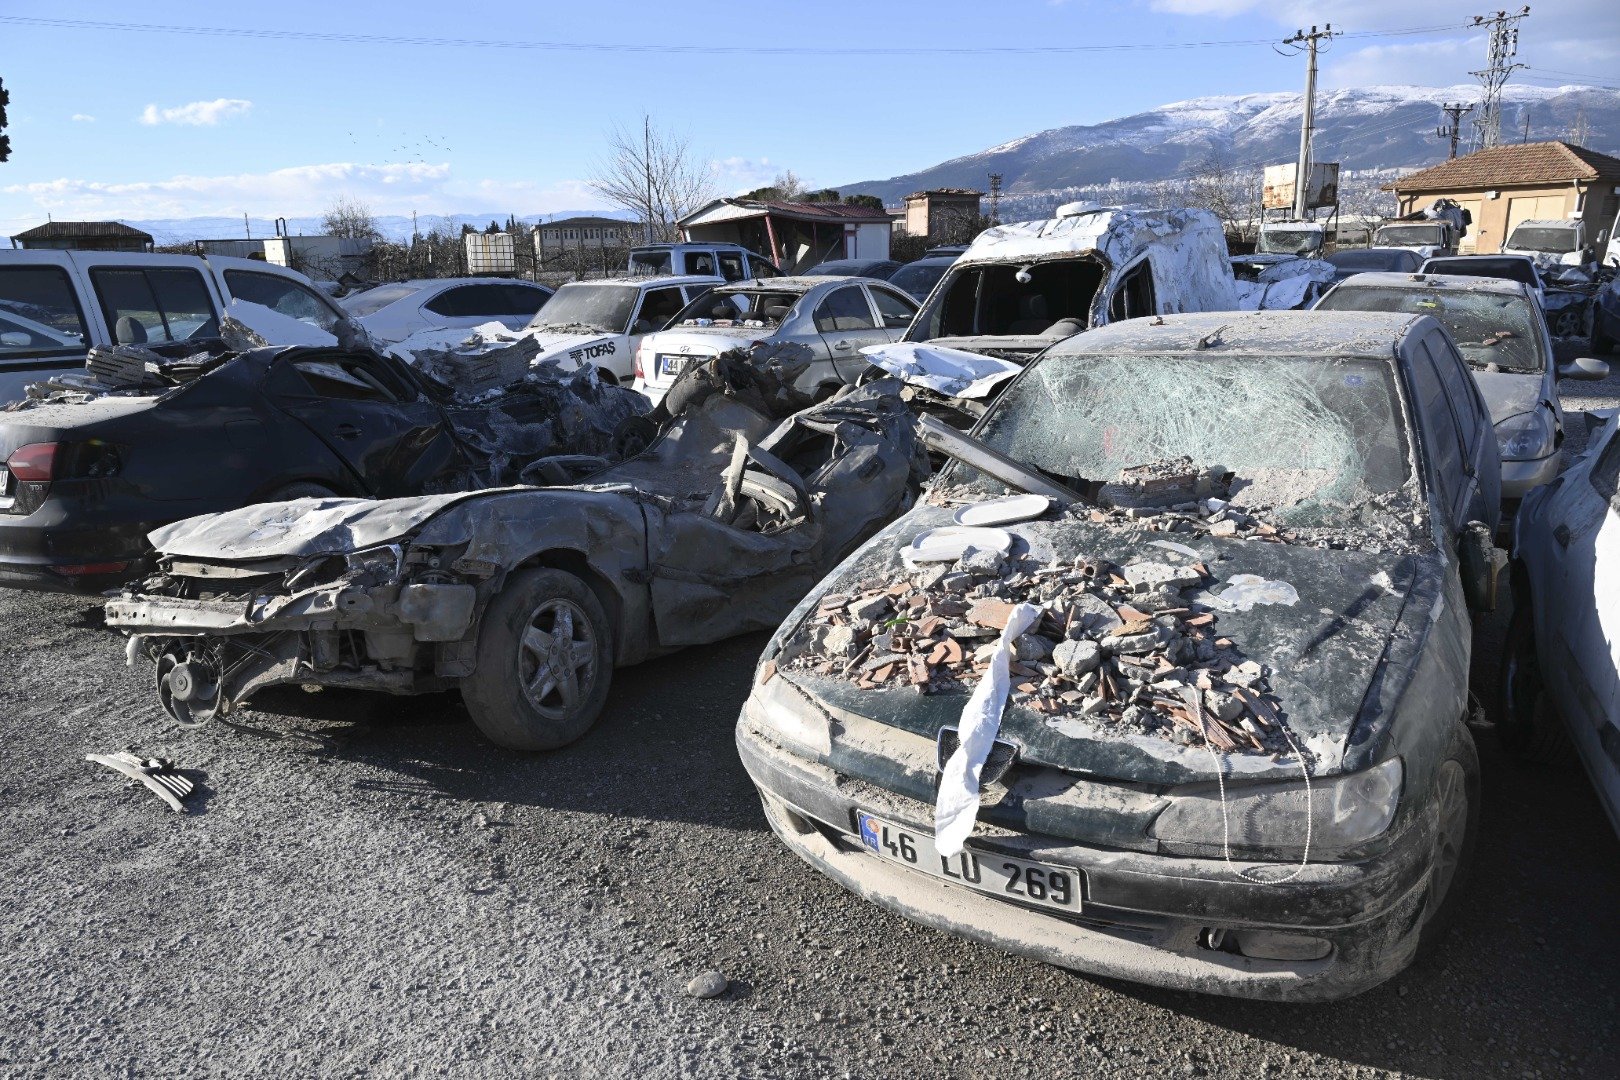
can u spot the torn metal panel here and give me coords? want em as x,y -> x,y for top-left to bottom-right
85,752 -> 196,813
105,379 -> 928,742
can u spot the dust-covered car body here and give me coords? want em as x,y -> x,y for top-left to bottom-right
631,277 -> 917,406
103,378 -> 928,750
900,204 -> 1240,363
1499,412 -> 1620,837
738,311 -> 1504,1001
1315,271 -> 1608,500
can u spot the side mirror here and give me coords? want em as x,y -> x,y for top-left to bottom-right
1557,356 -> 1610,381
1459,521 -> 1507,613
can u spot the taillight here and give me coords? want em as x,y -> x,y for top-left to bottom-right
7,442 -> 58,481
634,345 -> 646,380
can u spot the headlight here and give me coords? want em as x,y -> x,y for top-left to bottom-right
743,671 -> 831,758
1151,758 -> 1403,861
1496,409 -> 1556,462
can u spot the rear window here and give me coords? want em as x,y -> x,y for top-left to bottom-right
1424,259 -> 1536,287
225,269 -> 342,334
0,266 -> 89,359
910,258 -> 1103,340
1317,284 -> 1545,372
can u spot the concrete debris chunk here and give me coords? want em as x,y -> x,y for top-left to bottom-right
783,543 -> 1291,753
686,970 -> 729,999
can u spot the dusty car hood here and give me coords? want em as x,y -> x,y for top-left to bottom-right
646,327 -> 774,354
146,490 -> 521,561
778,504 -> 1426,784
1472,368 -> 1546,424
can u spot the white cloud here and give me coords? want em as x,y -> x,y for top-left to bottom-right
70,113 -> 96,123
138,98 -> 253,127
0,161 -> 614,230
1322,35 -> 1481,88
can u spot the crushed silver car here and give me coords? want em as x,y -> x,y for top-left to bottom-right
105,369 -> 929,750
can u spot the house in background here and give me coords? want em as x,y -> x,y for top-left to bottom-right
1390,141 -> 1620,254
9,220 -> 154,252
899,188 -> 984,240
534,216 -> 636,253
678,199 -> 891,273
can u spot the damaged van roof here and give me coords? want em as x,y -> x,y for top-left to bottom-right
959,206 -> 1227,266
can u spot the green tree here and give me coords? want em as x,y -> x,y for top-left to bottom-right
0,77 -> 11,163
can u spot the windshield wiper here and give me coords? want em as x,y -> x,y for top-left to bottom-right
914,414 -> 1084,506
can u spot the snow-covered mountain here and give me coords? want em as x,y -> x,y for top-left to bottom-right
841,84 -> 1620,207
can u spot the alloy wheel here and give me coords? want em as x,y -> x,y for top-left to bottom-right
516,598 -> 597,719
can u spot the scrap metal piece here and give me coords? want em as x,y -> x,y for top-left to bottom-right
85,752 -> 196,813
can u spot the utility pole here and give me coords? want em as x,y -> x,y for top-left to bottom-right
1436,102 -> 1475,159
988,173 -> 1003,225
1470,7 -> 1530,150
1280,24 -> 1339,221
643,115 -> 654,244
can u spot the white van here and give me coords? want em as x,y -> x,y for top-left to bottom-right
0,250 -> 346,404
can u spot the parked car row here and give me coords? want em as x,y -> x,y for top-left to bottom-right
13,202 -> 1620,1007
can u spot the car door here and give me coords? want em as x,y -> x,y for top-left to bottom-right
1425,330 -> 1500,521
813,284 -> 889,385
1546,432 -> 1620,823
264,352 -> 460,497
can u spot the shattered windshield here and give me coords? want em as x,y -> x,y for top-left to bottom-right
1506,226 -> 1578,254
959,352 -> 1414,534
341,284 -> 417,316
1257,228 -> 1324,256
674,288 -> 801,326
909,258 -> 1103,341
1376,225 -> 1443,246
530,283 -> 638,333
1317,284 -> 1544,372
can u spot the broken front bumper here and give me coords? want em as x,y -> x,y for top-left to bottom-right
1499,453 -> 1560,501
736,718 -> 1435,1002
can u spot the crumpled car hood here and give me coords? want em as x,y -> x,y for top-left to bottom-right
780,504 -> 1427,784
146,490 -> 519,561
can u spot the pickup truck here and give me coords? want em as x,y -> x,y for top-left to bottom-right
0,250 -> 347,404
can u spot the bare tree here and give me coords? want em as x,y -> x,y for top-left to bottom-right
589,116 -> 718,242
321,196 -> 383,243
1176,152 -> 1263,243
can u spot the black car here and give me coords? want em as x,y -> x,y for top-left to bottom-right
887,256 -> 958,301
0,344 -> 644,592
1325,247 -> 1423,282
803,258 -> 901,281
1419,255 -> 1545,294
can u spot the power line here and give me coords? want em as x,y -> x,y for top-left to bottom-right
0,13 -> 1472,57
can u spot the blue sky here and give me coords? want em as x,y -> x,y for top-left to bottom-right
0,0 -> 1615,236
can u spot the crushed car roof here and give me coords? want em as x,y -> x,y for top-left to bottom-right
1326,271 -> 1535,296
958,205 -> 1225,266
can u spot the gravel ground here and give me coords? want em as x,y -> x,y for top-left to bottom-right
1,342 -> 1618,1079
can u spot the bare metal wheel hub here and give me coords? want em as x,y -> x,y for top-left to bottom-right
516,598 -> 596,720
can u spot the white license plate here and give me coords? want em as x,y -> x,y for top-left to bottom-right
0,465 -> 9,495
658,353 -> 697,378
856,812 -> 1081,913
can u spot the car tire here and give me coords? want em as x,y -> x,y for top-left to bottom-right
460,568 -> 614,751
1495,603 -> 1572,762
1550,306 -> 1585,339
265,481 -> 338,501
611,415 -> 658,460
1414,724 -> 1481,953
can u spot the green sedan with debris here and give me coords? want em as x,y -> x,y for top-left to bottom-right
737,310 -> 1503,1001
